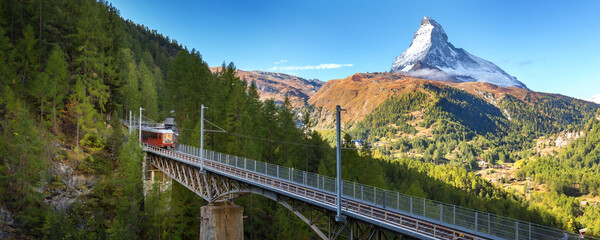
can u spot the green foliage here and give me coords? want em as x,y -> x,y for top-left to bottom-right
80,131 -> 105,150
351,84 -> 511,162
422,84 -> 507,135
138,59 -> 159,119
30,72 -> 52,124
121,48 -> 141,114
0,87 -> 48,237
107,136 -> 144,238
353,92 -> 427,140
143,181 -> 179,239
2,0 -> 597,237
16,25 -> 40,93
0,24 -> 15,87
351,82 -> 598,170
381,157 -> 555,226
501,93 -> 598,136
44,46 -> 69,133
107,115 -> 124,162
518,117 -> 600,197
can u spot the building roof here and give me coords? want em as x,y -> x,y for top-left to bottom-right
141,127 -> 174,134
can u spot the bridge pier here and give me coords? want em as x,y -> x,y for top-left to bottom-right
143,153 -> 171,196
200,202 -> 244,240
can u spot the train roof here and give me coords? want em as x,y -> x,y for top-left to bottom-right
141,127 -> 174,134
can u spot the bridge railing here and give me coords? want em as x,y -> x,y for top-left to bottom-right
171,143 -> 593,240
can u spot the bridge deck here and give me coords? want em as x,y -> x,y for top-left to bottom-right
144,143 -> 589,240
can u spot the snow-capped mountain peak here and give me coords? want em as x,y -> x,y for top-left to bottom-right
391,17 -> 528,89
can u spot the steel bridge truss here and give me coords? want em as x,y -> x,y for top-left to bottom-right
148,152 -> 412,240
269,193 -> 413,240
148,154 -> 250,203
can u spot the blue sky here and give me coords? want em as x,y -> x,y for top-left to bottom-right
109,0 -> 600,100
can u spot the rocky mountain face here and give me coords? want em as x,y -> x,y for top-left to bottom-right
391,17 -> 528,89
210,67 -> 324,107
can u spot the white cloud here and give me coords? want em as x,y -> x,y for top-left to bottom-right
270,63 -> 353,71
589,94 -> 600,104
274,60 -> 288,65
405,68 -> 454,81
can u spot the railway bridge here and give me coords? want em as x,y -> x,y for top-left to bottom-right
141,143 -> 588,240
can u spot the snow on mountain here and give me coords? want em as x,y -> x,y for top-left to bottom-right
391,17 -> 528,89
590,94 -> 600,104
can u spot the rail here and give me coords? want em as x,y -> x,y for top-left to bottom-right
143,143 -> 594,240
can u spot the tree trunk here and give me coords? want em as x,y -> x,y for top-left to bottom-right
39,0 -> 42,54
52,98 -> 57,134
364,158 -> 367,183
76,115 -> 80,148
40,101 -> 44,123
10,1 -> 14,43
305,145 -> 308,171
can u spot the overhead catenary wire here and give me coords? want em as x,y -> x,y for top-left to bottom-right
178,127 -> 361,151
203,119 -> 227,133
143,110 -> 361,151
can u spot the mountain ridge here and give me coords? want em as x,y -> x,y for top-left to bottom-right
209,67 -> 324,107
308,72 -> 597,129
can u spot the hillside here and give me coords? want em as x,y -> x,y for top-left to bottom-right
210,67 -> 324,107
308,71 -> 600,233
309,72 -> 431,127
308,72 -> 598,170
309,72 -> 597,131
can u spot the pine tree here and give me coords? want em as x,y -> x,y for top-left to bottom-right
44,46 -> 69,133
239,81 -> 264,160
121,48 -> 141,114
139,60 -> 159,120
69,78 -> 97,150
108,135 -> 144,239
0,24 -> 16,87
166,50 -> 191,124
16,25 -> 39,93
72,0 -> 109,113
0,87 -> 47,236
30,72 -> 51,123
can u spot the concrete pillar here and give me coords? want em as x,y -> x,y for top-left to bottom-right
200,202 -> 244,240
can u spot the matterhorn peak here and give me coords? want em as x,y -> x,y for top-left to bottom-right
391,17 -> 528,89
420,16 -> 440,29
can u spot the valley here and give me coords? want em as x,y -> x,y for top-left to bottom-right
256,67 -> 600,235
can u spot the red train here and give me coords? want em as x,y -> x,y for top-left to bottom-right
140,127 -> 175,148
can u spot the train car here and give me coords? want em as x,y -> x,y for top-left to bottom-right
140,127 -> 175,148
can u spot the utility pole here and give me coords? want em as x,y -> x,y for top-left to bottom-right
335,105 -> 346,222
200,104 -> 207,172
139,107 -> 144,146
